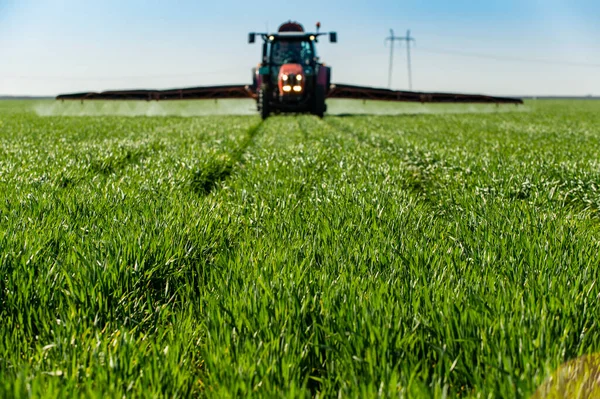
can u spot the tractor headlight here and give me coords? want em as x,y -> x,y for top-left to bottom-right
282,75 -> 289,81
293,85 -> 302,92
296,75 -> 302,81
283,85 -> 292,92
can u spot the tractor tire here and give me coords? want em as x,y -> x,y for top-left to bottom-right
258,85 -> 271,120
312,85 -> 326,118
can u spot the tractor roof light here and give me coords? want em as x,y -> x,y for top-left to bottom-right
309,35 -> 315,41
269,35 -> 275,41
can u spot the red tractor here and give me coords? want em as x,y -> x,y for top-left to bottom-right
248,21 -> 336,119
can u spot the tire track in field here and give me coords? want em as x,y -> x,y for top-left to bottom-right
191,120 -> 263,196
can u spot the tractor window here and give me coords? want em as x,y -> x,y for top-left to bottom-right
271,40 -> 314,66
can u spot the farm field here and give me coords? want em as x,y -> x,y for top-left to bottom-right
1,99 -> 600,397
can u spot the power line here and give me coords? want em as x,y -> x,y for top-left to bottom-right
418,47 -> 600,68
6,47 -> 600,85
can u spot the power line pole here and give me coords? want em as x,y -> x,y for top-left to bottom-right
385,29 -> 400,89
385,29 -> 416,90
403,30 -> 416,91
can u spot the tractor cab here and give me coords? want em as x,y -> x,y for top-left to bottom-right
248,21 -> 337,119
270,39 -> 315,67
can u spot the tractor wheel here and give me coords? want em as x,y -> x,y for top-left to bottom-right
312,85 -> 326,118
258,85 -> 270,120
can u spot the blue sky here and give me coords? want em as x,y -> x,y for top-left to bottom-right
1,0 -> 599,96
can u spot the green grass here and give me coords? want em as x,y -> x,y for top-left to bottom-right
1,99 -> 599,398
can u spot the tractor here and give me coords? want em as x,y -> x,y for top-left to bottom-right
55,21 -> 523,109
248,21 -> 337,119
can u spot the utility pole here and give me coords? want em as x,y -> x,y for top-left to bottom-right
385,29 -> 399,89
403,30 -> 415,91
385,29 -> 416,90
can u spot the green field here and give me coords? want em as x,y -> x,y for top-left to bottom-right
1,100 -> 599,398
